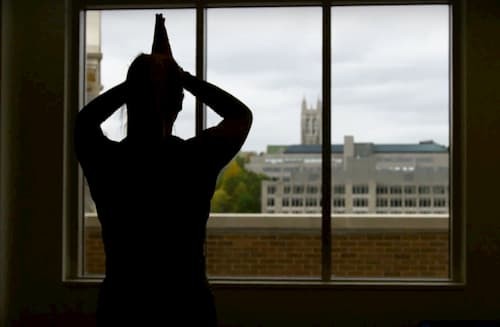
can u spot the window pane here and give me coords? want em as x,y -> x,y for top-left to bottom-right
83,9 -> 195,276
330,5 -> 450,278
206,7 -> 322,279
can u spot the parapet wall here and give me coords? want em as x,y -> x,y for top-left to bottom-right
85,214 -> 449,278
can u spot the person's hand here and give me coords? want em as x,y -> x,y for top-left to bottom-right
152,13 -> 173,59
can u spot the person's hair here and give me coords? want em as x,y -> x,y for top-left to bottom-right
125,53 -> 183,133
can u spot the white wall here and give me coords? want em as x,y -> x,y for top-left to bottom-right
1,0 -> 500,326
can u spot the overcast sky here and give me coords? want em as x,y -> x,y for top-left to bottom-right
93,5 -> 449,152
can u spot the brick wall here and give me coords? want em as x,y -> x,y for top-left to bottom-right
85,228 -> 106,275
206,234 -> 322,277
85,224 -> 448,278
332,232 -> 448,277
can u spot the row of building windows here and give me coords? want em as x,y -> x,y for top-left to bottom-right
375,198 -> 446,207
267,209 -> 448,214
268,184 -> 447,195
269,185 -> 320,194
280,198 -> 320,207
376,185 -> 447,194
268,197 -> 447,208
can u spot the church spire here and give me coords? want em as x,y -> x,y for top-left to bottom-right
301,97 -> 307,112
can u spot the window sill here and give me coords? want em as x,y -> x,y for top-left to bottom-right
62,276 -> 465,290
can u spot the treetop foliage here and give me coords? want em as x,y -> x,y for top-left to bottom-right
211,155 -> 267,213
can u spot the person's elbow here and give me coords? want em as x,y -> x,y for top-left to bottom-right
245,107 -> 253,130
241,105 -> 253,132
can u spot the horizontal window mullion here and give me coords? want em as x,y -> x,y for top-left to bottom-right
80,0 -> 452,10
81,0 -> 324,10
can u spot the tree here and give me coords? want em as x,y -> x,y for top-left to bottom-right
211,155 -> 268,213
211,189 -> 232,213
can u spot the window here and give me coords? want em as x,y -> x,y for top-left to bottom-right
330,5 -> 450,278
404,185 -> 417,194
333,198 -> 345,208
306,198 -> 318,207
205,6 -> 323,279
352,184 -> 369,194
82,9 -> 196,277
353,198 -> 368,207
293,185 -> 304,194
390,198 -> 402,207
405,198 -> 417,207
419,185 -> 431,194
419,198 -> 432,207
390,186 -> 402,194
434,198 -> 446,207
333,184 -> 345,195
433,185 -> 446,194
376,185 -> 388,194
79,3 -> 453,283
377,198 -> 388,207
306,185 -> 319,194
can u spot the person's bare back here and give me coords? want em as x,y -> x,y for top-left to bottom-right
75,14 -> 252,326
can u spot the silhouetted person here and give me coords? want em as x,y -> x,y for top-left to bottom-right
75,14 -> 252,326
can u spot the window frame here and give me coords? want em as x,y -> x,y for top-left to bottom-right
63,0 -> 464,287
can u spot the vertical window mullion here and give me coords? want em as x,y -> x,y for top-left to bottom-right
74,5 -> 87,278
450,1 -> 464,283
321,1 -> 332,282
195,4 -> 207,135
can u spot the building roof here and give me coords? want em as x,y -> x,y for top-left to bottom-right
266,145 -> 289,154
283,141 -> 448,154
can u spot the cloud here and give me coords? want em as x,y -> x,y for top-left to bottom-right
94,5 -> 450,152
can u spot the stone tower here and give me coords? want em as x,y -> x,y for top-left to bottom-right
301,97 -> 322,145
85,11 -> 103,103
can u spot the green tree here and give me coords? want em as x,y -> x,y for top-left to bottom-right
211,155 -> 268,213
211,189 -> 232,213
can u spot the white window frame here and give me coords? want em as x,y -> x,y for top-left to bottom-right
63,0 -> 464,287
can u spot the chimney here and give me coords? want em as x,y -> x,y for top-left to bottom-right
344,135 -> 354,169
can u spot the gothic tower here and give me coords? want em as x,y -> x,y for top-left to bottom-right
301,97 -> 322,145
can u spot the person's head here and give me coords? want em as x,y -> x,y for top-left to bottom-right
126,53 -> 184,138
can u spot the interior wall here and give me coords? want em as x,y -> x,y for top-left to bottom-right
0,0 -> 499,326
463,0 -> 500,317
0,0 -> 6,324
0,0 -> 99,326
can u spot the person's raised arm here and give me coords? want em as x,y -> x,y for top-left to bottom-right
151,14 -> 173,59
152,13 -> 252,165
151,12 -> 253,133
74,82 -> 127,160
182,71 -> 252,139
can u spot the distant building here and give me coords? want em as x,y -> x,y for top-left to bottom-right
84,12 -> 103,214
85,11 -> 103,103
301,98 -> 322,145
247,135 -> 449,214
